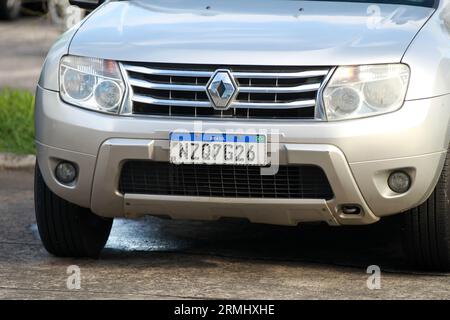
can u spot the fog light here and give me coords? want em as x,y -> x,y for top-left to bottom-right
388,171 -> 411,194
55,162 -> 77,184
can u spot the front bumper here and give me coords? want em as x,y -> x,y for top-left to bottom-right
35,87 -> 450,226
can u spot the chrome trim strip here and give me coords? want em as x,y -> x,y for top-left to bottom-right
133,94 -> 315,109
123,64 -> 213,78
129,78 -> 206,92
118,63 -> 133,115
132,94 -> 211,107
232,100 -> 316,109
239,83 -> 321,94
314,67 -> 337,121
233,70 -> 329,79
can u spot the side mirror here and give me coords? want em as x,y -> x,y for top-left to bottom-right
69,0 -> 104,10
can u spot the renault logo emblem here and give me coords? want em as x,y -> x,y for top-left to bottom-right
206,70 -> 238,110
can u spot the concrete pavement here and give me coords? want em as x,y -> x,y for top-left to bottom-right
0,169 -> 449,299
0,17 -> 60,91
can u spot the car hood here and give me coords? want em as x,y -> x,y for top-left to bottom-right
69,0 -> 435,66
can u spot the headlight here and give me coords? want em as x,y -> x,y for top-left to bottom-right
60,55 -> 125,114
323,64 -> 410,121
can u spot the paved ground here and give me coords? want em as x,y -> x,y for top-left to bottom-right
0,169 -> 449,299
0,17 -> 60,91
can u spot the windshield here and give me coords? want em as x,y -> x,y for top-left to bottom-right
303,0 -> 436,7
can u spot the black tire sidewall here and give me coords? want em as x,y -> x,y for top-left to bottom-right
34,163 -> 113,258
402,149 -> 450,270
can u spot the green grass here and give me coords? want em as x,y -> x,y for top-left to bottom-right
0,88 -> 35,155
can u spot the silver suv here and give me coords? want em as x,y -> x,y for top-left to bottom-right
34,0 -> 450,270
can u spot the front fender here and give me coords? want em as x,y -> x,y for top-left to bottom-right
403,0 -> 450,100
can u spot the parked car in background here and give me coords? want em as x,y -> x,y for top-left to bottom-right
0,0 -> 22,19
0,0 -> 84,29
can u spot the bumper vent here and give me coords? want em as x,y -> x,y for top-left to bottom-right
122,63 -> 331,119
119,161 -> 334,200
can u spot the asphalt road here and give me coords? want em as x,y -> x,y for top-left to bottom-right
0,169 -> 449,299
0,17 -> 60,91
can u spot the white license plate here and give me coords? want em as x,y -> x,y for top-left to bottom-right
169,133 -> 268,166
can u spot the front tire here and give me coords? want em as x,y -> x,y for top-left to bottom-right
402,149 -> 450,271
34,163 -> 113,258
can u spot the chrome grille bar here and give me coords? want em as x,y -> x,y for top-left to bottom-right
233,100 -> 316,109
239,83 -> 321,94
123,64 -> 213,78
133,94 -> 316,109
233,70 -> 329,79
129,78 -> 205,92
133,94 -> 211,108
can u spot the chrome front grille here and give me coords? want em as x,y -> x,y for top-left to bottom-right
122,63 -> 331,119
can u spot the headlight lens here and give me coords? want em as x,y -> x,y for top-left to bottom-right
323,64 -> 410,121
60,55 -> 125,113
94,80 -> 122,110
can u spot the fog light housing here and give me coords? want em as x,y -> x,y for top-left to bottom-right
55,162 -> 77,184
388,171 -> 411,194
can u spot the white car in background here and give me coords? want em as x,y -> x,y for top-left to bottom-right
0,0 -> 84,29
